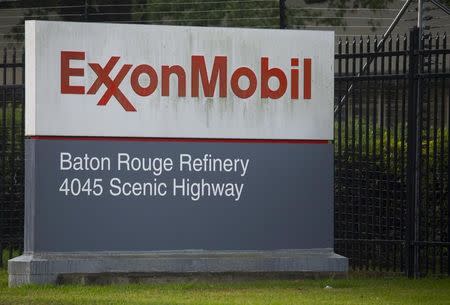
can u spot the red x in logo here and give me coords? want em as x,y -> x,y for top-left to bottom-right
87,57 -> 136,112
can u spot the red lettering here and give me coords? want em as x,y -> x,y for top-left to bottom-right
60,51 -> 85,94
162,65 -> 186,97
290,58 -> 299,100
303,58 -> 312,99
88,57 -> 135,112
131,64 -> 158,97
191,55 -> 227,97
87,56 -> 119,95
261,57 -> 287,99
231,67 -> 257,99
60,51 -> 313,111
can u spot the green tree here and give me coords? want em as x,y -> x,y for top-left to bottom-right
130,0 -> 279,28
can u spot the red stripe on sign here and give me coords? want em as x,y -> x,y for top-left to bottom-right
30,136 -> 329,144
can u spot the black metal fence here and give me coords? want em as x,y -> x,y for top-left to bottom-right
0,4 -> 449,277
334,27 -> 450,276
0,48 -> 24,266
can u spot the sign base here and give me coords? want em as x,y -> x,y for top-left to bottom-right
9,249 -> 348,287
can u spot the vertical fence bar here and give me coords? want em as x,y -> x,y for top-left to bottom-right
357,36 -> 364,270
416,31 -> 425,277
0,49 -> 5,267
9,48 -> 17,260
401,33 -> 408,273
336,38 -> 343,258
407,27 -> 419,278
447,33 -> 450,276
437,32 -> 444,274
432,33 -> 439,274
373,35 -> 378,270
386,36 -> 393,271
424,34 -> 431,275
379,36 -> 386,271
350,37 -> 357,265
353,36 -> 364,268
394,34 -> 401,271
20,49 -> 24,254
0,48 -> 6,267
365,36 -> 371,270
344,38 -> 350,261
440,33 -> 448,275
10,52 -> 15,253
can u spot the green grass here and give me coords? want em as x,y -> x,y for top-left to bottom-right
1,270 -> 450,305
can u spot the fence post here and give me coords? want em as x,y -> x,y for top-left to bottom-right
406,26 -> 420,278
0,48 -> 5,268
279,0 -> 286,29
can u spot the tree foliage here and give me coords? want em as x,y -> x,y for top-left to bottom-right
3,0 -> 447,43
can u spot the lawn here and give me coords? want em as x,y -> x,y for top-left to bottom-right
1,269 -> 450,305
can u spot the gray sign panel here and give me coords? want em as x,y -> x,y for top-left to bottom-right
25,139 -> 333,252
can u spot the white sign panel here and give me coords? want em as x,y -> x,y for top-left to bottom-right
25,21 -> 333,139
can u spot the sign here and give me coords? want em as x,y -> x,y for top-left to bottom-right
25,21 -> 333,139
9,21 -> 347,287
26,139 -> 333,252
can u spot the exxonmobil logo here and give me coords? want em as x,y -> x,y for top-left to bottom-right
61,51 -> 313,112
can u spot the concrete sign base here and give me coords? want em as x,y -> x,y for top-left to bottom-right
9,249 -> 347,286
